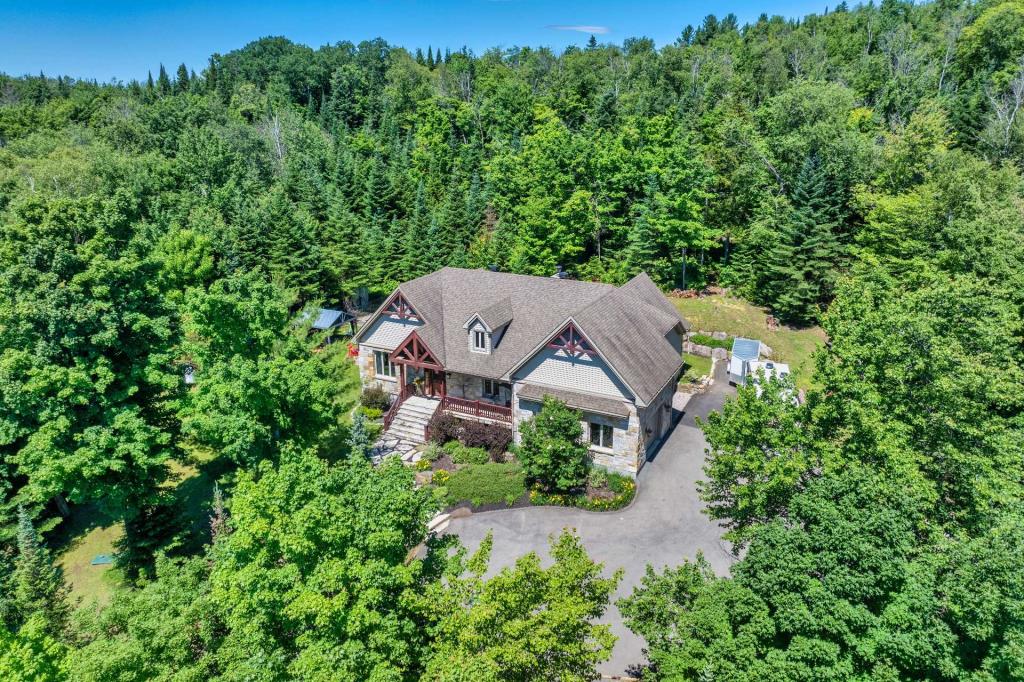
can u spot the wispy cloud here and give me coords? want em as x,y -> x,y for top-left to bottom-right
547,24 -> 610,35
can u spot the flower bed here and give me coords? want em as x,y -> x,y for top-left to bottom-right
529,472 -> 636,511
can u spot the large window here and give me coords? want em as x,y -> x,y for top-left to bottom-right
374,350 -> 397,378
473,330 -> 487,351
589,422 -> 613,449
483,378 -> 500,398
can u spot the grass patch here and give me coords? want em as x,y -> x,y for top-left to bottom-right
442,462 -> 526,507
52,505 -> 124,608
671,292 -> 826,389
680,352 -> 713,385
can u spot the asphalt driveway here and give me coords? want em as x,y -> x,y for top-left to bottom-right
444,362 -> 737,678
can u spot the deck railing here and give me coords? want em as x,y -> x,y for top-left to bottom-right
382,386 -> 410,432
441,396 -> 513,424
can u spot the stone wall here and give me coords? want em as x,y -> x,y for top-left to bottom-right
511,385 -> 642,478
358,345 -> 400,395
446,371 -> 512,406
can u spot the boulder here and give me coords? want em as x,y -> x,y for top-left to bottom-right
711,331 -> 728,340
711,347 -> 728,360
759,343 -> 773,358
683,341 -> 713,357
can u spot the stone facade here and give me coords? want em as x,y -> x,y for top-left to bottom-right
446,371 -> 512,406
358,345 -> 400,395
512,387 -> 644,477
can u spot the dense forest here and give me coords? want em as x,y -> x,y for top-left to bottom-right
1,0 -> 1023,679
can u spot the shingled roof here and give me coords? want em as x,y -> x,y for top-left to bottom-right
357,268 -> 688,404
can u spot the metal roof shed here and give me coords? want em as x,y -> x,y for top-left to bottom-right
728,337 -> 762,385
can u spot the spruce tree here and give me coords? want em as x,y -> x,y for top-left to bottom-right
266,191 -> 323,301
348,412 -> 370,459
156,64 -> 171,95
426,46 -> 435,69
175,63 -> 189,93
324,196 -> 370,296
12,508 -> 69,637
401,181 -> 432,278
764,156 -> 843,321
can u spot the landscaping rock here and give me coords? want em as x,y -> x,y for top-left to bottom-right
760,343 -> 773,358
683,341 -> 713,357
711,347 -> 728,360
711,330 -> 728,340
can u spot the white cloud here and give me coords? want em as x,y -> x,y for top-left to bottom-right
547,25 -> 610,35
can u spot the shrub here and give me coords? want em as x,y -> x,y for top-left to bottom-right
433,469 -> 451,485
443,440 -> 490,465
422,442 -> 443,462
357,405 -> 383,420
414,457 -> 432,471
460,420 -> 513,460
443,462 -> 526,507
689,333 -> 733,350
517,396 -> 590,492
427,412 -> 462,444
360,385 -> 391,410
427,413 -> 513,460
587,468 -> 609,490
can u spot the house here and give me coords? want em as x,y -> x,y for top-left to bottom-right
352,267 -> 690,477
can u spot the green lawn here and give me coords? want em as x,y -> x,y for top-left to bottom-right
442,462 -> 526,507
680,352 -> 713,385
671,292 -> 826,389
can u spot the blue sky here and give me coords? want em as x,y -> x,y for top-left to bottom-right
1,0 -> 829,82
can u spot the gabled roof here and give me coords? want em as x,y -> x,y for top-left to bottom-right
354,268 -> 689,404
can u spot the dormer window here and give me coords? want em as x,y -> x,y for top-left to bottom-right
473,330 -> 487,351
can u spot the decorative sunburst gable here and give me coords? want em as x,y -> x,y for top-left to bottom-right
547,322 -> 598,360
384,291 -> 420,321
389,330 -> 442,370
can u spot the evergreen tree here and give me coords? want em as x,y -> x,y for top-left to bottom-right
763,156 -> 844,321
175,63 -> 189,93
156,64 -> 171,95
347,412 -> 370,459
12,509 -> 69,637
266,190 -> 323,301
145,70 -> 154,92
426,46 -> 435,69
324,197 -> 370,296
401,181 -> 432,278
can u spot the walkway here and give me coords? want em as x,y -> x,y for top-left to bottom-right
443,361 -> 737,678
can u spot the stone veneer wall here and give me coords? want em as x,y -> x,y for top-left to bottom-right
358,345 -> 400,395
511,384 -> 643,478
447,371 -> 512,406
636,378 -> 678,457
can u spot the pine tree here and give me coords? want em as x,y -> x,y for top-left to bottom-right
266,191 -> 323,301
12,508 -> 69,637
625,205 -> 668,284
362,154 -> 395,223
415,48 -> 425,65
587,34 -> 599,50
426,46 -> 435,69
156,64 -> 171,95
764,156 -> 843,321
146,70 -> 155,92
348,412 -> 370,459
324,196 -> 370,296
175,63 -> 190,93
401,181 -> 432,278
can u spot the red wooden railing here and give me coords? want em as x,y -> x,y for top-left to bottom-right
382,382 -> 416,432
441,396 -> 513,424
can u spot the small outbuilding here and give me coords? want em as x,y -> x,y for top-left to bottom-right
728,337 -> 761,385
307,308 -> 356,342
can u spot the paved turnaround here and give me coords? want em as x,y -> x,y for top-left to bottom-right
444,362 -> 737,678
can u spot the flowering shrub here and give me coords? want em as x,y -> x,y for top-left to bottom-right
530,474 -> 636,511
433,469 -> 451,485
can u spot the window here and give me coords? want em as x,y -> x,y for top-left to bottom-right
473,330 -> 487,351
483,378 -> 500,398
374,350 -> 396,378
589,422 -> 613,449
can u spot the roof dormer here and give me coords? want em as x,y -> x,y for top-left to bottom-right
464,314 -> 493,354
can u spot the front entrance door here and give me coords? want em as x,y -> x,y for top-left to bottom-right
405,367 -> 446,398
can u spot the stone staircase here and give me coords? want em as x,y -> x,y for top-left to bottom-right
384,395 -> 440,444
